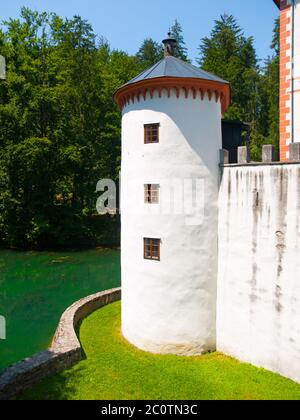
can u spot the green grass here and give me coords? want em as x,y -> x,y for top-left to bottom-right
19,302 -> 300,400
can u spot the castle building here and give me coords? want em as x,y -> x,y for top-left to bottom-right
274,0 -> 300,161
114,31 -> 300,385
114,37 -> 230,355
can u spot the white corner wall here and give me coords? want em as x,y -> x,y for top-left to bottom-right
121,89 -> 222,355
217,163 -> 300,383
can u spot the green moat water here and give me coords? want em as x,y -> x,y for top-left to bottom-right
0,249 -> 120,370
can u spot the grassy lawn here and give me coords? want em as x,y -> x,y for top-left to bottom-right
19,301 -> 300,400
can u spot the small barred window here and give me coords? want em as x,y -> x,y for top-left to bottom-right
144,184 -> 160,204
144,238 -> 160,261
144,123 -> 160,144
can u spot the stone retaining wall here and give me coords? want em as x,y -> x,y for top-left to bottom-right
0,288 -> 121,400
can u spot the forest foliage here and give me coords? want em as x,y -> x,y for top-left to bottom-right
0,8 -> 279,249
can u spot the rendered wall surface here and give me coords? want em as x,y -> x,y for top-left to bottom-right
280,0 -> 293,160
121,89 -> 222,355
217,163 -> 300,383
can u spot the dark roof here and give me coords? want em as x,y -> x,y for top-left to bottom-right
273,0 -> 280,8
123,56 -> 229,88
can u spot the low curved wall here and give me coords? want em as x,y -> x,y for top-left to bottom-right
0,288 -> 121,400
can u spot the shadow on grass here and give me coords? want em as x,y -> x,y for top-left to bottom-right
16,320 -> 89,400
17,364 -> 89,401
76,319 -> 87,361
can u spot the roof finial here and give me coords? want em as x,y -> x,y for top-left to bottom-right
162,33 -> 177,57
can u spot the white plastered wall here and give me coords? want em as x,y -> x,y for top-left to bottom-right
217,164 -> 300,384
121,89 -> 222,355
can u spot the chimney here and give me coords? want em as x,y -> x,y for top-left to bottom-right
162,33 -> 177,57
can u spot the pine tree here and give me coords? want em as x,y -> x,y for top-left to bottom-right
169,19 -> 189,62
136,38 -> 163,69
256,18 -> 280,157
198,14 -> 259,123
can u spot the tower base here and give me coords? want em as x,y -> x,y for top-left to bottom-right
122,328 -> 216,357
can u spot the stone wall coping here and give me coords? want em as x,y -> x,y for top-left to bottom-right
221,161 -> 300,168
0,287 -> 121,400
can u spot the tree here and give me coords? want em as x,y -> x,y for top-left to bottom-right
0,7 -> 140,248
257,19 -> 280,155
247,19 -> 279,160
198,14 -> 271,160
198,14 -> 259,123
169,19 -> 189,62
0,8 -> 280,247
136,38 -> 163,69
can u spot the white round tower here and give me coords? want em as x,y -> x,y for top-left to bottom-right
114,37 -> 230,356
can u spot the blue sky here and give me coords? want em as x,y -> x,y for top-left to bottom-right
1,0 -> 278,64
